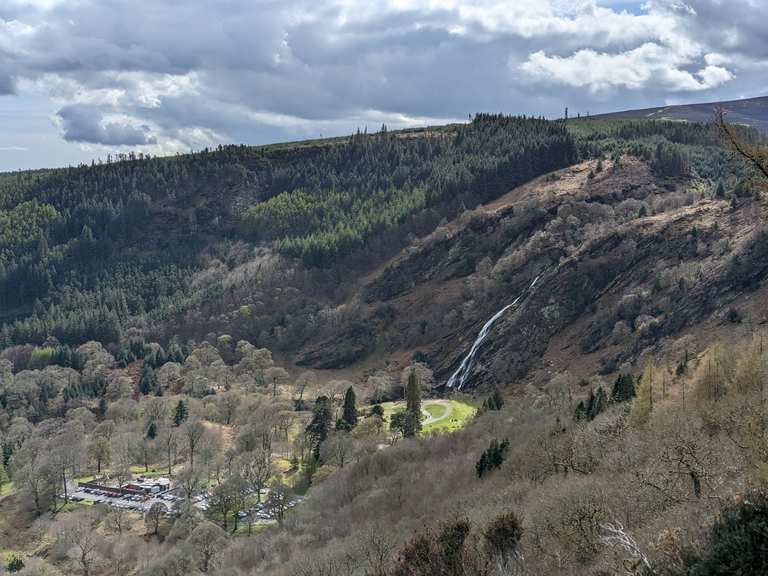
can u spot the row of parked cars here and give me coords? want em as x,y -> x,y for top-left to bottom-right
71,488 -> 149,511
71,485 -> 184,513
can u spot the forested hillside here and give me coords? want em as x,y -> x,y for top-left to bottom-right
1,114 -> 748,359
0,115 -> 579,351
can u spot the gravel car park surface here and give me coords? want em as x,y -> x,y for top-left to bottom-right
69,485 -> 180,513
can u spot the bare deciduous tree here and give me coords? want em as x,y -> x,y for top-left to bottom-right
182,419 -> 207,471
55,507 -> 105,576
266,479 -> 292,524
188,521 -> 227,572
145,502 -> 165,536
716,107 -> 768,183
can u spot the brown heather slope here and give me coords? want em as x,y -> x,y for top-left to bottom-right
593,95 -> 768,134
292,156 -> 768,395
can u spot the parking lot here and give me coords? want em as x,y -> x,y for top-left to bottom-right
67,482 -> 304,523
69,484 -> 180,513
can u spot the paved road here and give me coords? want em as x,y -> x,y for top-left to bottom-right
421,399 -> 453,427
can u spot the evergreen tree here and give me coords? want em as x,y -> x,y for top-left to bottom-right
1,443 -> 11,467
575,387 -> 608,421
173,399 -> 189,426
341,386 -> 358,429
405,370 -> 422,436
611,373 -> 635,402
476,439 -> 510,478
306,395 -> 333,460
37,232 -> 49,260
390,411 -> 406,437
482,387 -> 504,411
574,400 -> 588,422
139,364 -> 157,395
686,491 -> 768,575
146,421 -> 158,439
587,387 -> 607,420
715,179 -> 726,198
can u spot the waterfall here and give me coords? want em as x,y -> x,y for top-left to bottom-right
446,275 -> 541,391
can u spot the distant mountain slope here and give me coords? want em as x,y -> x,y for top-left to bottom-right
593,95 -> 768,133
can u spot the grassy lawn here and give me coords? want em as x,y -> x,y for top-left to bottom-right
424,403 -> 448,419
378,401 -> 400,423
376,398 -> 477,435
231,521 -> 272,536
130,466 -> 178,477
57,500 -> 94,514
422,400 -> 477,434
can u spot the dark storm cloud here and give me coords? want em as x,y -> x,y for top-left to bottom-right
0,75 -> 14,95
58,104 -> 157,145
0,0 -> 766,155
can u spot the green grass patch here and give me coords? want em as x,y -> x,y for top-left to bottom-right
0,481 -> 14,498
373,398 -> 477,435
377,401 -> 402,425
424,403 -> 448,419
57,500 -> 93,514
422,400 -> 477,434
231,521 -> 272,536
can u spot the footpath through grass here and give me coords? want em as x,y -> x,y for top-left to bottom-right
423,400 -> 477,434
377,397 -> 477,435
424,403 -> 448,419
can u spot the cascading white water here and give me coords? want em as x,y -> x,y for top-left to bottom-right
446,275 -> 541,390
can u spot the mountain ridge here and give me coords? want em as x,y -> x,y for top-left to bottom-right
592,94 -> 768,133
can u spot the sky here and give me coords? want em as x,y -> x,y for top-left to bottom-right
1,0 -> 767,171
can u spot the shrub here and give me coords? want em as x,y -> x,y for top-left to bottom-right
476,439 -> 509,478
482,387 -> 504,411
574,387 -> 608,421
27,346 -> 56,370
725,307 -> 742,323
391,520 -> 473,576
483,510 -> 523,559
7,555 -> 24,573
611,373 -> 635,402
688,493 -> 768,576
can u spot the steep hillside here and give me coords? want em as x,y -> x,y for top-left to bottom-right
343,156 -> 767,391
0,115 -> 577,352
2,111 -> 759,394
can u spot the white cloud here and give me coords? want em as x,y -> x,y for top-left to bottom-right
0,0 -> 765,164
521,43 -> 733,92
